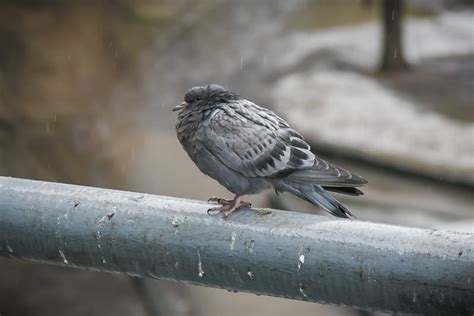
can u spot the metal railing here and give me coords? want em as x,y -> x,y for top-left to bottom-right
0,176 -> 473,314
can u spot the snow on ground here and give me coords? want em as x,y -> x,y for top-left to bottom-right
437,221 -> 474,233
273,70 -> 474,177
271,11 -> 474,178
275,11 -> 474,71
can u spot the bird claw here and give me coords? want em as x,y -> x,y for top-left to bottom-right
238,201 -> 252,209
207,200 -> 252,218
208,196 -> 233,205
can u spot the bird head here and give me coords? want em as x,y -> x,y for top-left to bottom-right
173,84 -> 231,112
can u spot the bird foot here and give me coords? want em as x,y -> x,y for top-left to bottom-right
207,196 -> 251,218
208,197 -> 234,205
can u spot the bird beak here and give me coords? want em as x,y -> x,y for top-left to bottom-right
173,101 -> 188,112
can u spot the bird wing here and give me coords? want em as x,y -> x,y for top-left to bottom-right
202,101 -> 315,178
286,161 -> 368,187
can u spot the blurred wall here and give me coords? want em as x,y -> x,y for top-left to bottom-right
0,0 -> 179,187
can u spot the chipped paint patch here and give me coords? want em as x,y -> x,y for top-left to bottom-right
58,249 -> 69,265
246,239 -> 256,255
230,231 -> 237,250
171,216 -> 180,227
197,250 -> 205,277
298,254 -> 305,270
256,209 -> 272,216
299,283 -> 308,298
6,242 -> 13,253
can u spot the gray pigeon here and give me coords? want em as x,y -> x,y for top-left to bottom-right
173,84 -> 367,218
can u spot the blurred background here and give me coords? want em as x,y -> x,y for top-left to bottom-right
0,0 -> 473,315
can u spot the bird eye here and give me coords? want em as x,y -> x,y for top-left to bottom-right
194,96 -> 201,102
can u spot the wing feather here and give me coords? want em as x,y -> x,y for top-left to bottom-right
203,102 -> 314,178
202,100 -> 367,187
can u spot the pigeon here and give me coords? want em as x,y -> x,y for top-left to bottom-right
173,84 -> 367,218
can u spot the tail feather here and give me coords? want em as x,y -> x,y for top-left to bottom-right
278,181 -> 354,219
322,186 -> 364,196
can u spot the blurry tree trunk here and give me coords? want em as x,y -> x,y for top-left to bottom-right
380,0 -> 409,72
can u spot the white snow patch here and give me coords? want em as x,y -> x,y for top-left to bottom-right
275,12 -> 474,71
273,70 -> 474,176
436,220 -> 474,233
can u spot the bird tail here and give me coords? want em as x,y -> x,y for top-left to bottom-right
277,181 -> 354,219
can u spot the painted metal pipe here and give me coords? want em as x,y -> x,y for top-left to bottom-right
0,177 -> 473,314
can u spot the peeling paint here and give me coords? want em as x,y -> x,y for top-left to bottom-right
147,268 -> 160,280
97,215 -> 108,225
299,283 -> 308,298
298,254 -> 305,270
58,249 -> 69,265
246,239 -> 256,255
171,216 -> 180,227
96,230 -> 106,264
6,242 -> 13,253
230,231 -> 237,250
129,195 -> 145,202
197,250 -> 205,277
